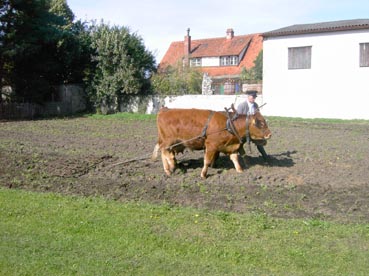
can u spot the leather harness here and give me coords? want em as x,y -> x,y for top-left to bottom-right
225,108 -> 250,145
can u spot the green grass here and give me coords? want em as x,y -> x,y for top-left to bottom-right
85,112 -> 369,125
1,188 -> 369,275
266,115 -> 369,125
86,112 -> 156,121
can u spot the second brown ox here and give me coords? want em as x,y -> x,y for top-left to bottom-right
152,107 -> 272,178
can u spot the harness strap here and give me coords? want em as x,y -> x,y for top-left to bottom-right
225,108 -> 243,144
201,110 -> 215,137
167,110 -> 215,151
245,115 -> 250,144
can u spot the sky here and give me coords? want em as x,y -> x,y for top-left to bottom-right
67,0 -> 369,64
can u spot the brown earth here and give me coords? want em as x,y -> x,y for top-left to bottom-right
1,115 -> 368,223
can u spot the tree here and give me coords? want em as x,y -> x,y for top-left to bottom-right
1,0 -> 20,95
88,22 -> 156,111
0,0 -> 91,102
49,0 -> 74,27
0,0 -> 57,102
151,61 -> 202,95
240,50 -> 263,82
253,50 -> 263,81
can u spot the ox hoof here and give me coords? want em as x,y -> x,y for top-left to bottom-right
235,166 -> 244,173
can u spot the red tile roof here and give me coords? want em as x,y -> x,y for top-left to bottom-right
159,32 -> 263,77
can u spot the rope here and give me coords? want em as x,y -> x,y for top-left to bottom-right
166,110 -> 217,151
166,128 -> 226,151
106,154 -> 152,168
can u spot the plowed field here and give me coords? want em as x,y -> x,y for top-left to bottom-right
1,114 -> 368,222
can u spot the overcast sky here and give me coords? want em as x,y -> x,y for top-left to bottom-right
67,0 -> 369,64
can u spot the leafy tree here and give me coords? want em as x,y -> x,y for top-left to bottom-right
0,0 -> 91,102
88,22 -> 156,111
240,50 -> 263,82
152,61 -> 202,95
49,0 -> 74,26
240,67 -> 255,82
1,0 -> 21,96
0,0 -> 56,102
253,50 -> 263,81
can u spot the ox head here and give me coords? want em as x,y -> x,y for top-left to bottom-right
248,111 -> 272,141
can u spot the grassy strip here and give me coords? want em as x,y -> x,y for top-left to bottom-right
85,112 -> 369,124
86,112 -> 156,121
266,116 -> 369,125
1,188 -> 369,275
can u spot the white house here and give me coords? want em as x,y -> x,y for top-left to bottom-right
262,19 -> 369,119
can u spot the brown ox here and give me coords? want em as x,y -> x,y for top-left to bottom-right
152,107 -> 271,178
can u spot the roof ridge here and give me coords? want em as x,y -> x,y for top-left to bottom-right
170,33 -> 260,44
263,18 -> 369,37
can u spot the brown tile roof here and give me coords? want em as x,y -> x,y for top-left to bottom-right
263,18 -> 369,37
159,32 -> 263,77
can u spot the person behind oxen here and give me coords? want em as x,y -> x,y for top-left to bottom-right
237,90 -> 259,115
236,90 -> 269,162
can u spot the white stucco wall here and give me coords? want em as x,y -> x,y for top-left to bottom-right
146,94 -> 265,114
263,29 -> 369,119
201,57 -> 220,67
163,94 -> 264,111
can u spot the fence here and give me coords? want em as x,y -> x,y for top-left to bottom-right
0,84 -> 86,120
0,102 -> 42,120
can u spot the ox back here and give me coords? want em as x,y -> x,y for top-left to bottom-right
152,107 -> 271,178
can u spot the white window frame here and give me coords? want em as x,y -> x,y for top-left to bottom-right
190,57 -> 201,67
220,56 -> 238,66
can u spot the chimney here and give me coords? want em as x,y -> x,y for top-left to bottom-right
226,28 -> 234,40
183,28 -> 191,65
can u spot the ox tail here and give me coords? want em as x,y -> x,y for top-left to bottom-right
151,143 -> 160,161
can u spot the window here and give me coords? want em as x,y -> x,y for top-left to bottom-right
220,56 -> 239,66
288,46 -> 312,69
224,82 -> 235,94
190,58 -> 201,67
360,43 -> 369,67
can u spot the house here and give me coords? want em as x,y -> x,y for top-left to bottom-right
262,19 -> 369,119
159,28 -> 263,95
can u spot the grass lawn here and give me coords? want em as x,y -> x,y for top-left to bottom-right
1,188 -> 369,275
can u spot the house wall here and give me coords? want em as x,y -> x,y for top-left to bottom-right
202,57 -> 220,67
263,29 -> 369,119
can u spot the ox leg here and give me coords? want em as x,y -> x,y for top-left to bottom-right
151,143 -> 160,161
257,145 -> 269,162
210,151 -> 220,168
161,149 -> 176,176
201,149 -> 217,179
230,153 -> 243,173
